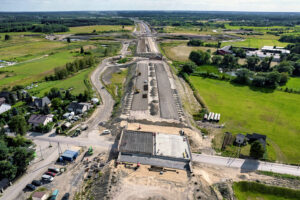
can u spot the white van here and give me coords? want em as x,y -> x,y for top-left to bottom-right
42,174 -> 54,182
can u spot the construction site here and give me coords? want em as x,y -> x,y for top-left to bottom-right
117,129 -> 192,170
121,60 -> 185,123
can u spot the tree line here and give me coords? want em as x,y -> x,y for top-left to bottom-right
0,23 -> 69,33
45,56 -> 95,81
182,50 -> 297,89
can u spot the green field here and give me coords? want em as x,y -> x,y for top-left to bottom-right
0,51 -> 76,89
62,25 -> 134,34
29,67 -> 94,97
280,77 -> 300,91
233,182 -> 299,200
0,35 -> 68,61
189,76 -> 300,164
162,26 -> 216,35
222,37 -> 290,49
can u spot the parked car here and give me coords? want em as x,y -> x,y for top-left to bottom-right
45,171 -> 56,177
98,121 -> 106,126
48,167 -> 60,173
102,130 -> 111,135
31,180 -> 42,186
25,184 -> 36,191
42,174 -> 54,182
62,192 -> 70,200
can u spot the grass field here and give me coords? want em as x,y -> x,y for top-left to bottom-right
162,26 -> 215,35
105,69 -> 128,101
0,35 -> 68,61
280,77 -> 300,91
222,37 -> 290,49
0,51 -> 76,89
189,76 -> 300,164
160,41 -> 217,62
233,182 -> 299,200
29,67 -> 94,97
64,25 -> 134,34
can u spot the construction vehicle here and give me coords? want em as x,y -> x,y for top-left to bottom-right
88,146 -> 93,155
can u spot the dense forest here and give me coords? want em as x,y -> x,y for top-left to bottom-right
117,11 -> 300,27
0,12 -> 133,33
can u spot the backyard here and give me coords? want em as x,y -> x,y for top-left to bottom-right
189,76 -> 300,164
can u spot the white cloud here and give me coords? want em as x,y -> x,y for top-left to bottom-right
0,0 -> 299,12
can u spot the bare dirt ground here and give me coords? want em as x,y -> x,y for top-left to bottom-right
23,146 -> 108,200
193,162 -> 300,190
112,164 -> 191,200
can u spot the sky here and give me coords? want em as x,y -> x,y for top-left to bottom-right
0,0 -> 300,12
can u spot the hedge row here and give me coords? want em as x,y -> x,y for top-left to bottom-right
235,181 -> 300,199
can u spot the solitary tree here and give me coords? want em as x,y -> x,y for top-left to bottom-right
4,34 -> 11,41
250,141 -> 265,159
80,46 -> 84,54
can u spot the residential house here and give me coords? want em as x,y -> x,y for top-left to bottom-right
32,97 -> 51,109
246,133 -> 267,147
217,45 -> 232,55
28,114 -> 53,128
0,92 -> 17,103
0,97 -> 5,105
235,134 -> 246,146
67,102 -> 91,114
0,103 -> 11,115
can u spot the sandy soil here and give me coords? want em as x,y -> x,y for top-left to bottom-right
112,164 -> 192,200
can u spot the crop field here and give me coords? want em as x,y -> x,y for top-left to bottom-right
189,76 -> 300,164
160,41 -> 217,62
29,67 -> 94,97
64,25 -> 134,34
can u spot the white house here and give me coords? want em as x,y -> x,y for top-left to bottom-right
28,114 -> 53,128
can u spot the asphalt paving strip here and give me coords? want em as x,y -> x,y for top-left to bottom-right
155,63 -> 179,120
131,62 -> 149,111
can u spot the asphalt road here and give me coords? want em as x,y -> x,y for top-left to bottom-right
155,63 -> 179,120
192,153 -> 300,176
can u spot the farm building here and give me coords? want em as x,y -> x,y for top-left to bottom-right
261,46 -> 290,54
246,50 -> 281,62
118,130 -> 192,171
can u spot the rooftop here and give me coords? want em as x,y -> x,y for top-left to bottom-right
155,133 -> 191,160
119,130 -> 154,155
